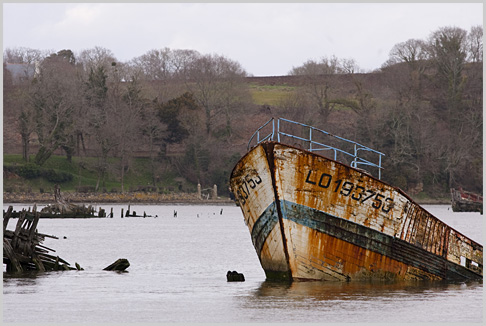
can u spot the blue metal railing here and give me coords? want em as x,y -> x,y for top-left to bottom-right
247,117 -> 385,179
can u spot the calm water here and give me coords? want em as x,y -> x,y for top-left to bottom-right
3,203 -> 483,324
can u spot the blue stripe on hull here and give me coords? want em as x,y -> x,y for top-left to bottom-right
250,202 -> 279,256
251,200 -> 482,281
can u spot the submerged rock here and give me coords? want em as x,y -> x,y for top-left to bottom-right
226,270 -> 245,282
103,258 -> 130,271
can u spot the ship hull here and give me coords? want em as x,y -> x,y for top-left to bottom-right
451,188 -> 483,214
230,142 -> 483,281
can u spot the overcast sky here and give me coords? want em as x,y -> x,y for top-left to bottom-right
2,2 -> 483,76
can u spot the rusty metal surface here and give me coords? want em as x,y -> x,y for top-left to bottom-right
230,142 -> 483,281
230,144 -> 290,279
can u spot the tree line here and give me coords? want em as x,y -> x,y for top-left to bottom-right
3,25 -> 482,197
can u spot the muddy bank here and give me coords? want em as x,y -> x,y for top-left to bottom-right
3,191 -> 450,206
3,192 -> 236,205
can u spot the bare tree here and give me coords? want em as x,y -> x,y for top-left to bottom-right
290,56 -> 338,122
288,56 -> 343,75
29,50 -> 79,165
78,46 -> 116,68
4,61 -> 35,161
175,96 -> 207,185
84,65 -> 112,191
130,48 -> 200,81
426,26 -> 476,189
131,47 -> 173,81
185,54 -> 247,137
75,47 -> 118,157
129,48 -> 199,103
427,27 -> 467,111
388,39 -> 428,65
170,49 -> 200,79
466,25 -> 483,63
113,77 -> 147,192
289,56 -> 358,123
3,47 -> 46,64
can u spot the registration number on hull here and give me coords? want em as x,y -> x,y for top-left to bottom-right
305,170 -> 394,213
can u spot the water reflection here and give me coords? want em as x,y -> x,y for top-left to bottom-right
3,271 -> 44,293
252,279 -> 483,302
240,279 -> 483,322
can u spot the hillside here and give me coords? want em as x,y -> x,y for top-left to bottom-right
3,74 -> 381,155
3,67 -> 483,201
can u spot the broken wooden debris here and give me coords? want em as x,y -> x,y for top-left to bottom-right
3,206 -> 79,273
103,258 -> 130,272
121,205 -> 152,218
5,186 -> 105,219
40,184 -> 99,217
4,205 -> 153,219
5,208 -> 103,219
226,270 -> 245,282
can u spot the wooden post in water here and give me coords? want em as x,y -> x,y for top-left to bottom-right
28,210 -> 40,243
11,210 -> 26,249
3,238 -> 23,272
3,206 -> 13,232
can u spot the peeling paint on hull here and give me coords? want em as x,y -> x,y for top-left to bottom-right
230,142 -> 483,282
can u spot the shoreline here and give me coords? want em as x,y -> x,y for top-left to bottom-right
2,192 -> 235,205
2,191 -> 451,206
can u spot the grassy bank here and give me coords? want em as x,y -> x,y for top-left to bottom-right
3,154 -> 194,195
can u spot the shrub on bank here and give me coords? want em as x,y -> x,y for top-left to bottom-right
4,164 -> 73,183
42,169 -> 73,183
15,163 -> 41,179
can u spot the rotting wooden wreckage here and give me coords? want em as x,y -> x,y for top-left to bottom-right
3,206 -> 80,273
230,118 -> 483,282
4,206 -> 129,273
7,184 -> 108,219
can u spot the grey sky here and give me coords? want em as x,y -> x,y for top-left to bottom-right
2,2 -> 483,76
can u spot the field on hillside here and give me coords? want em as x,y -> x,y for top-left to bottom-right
249,84 -> 295,106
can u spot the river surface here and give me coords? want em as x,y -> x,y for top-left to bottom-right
3,203 -> 483,324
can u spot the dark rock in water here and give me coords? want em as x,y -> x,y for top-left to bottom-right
103,258 -> 130,271
226,270 -> 245,282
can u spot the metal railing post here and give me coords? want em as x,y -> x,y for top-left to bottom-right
378,155 -> 382,179
309,127 -> 313,152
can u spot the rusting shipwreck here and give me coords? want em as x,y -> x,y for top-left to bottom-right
451,188 -> 483,214
230,118 -> 482,281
